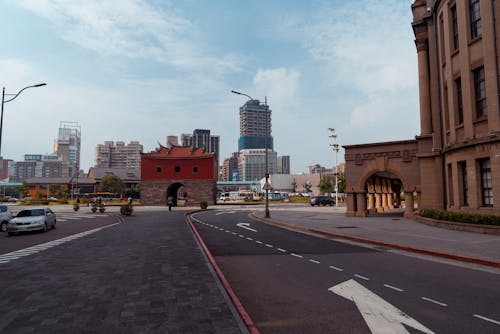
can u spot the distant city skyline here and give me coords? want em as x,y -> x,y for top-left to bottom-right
0,1 -> 418,173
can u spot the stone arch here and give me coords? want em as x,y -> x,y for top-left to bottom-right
166,182 -> 183,206
354,157 -> 413,193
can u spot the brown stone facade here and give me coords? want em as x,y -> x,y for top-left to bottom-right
344,140 -> 420,218
141,179 -> 216,206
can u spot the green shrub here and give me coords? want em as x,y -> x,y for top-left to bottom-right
200,201 -> 208,210
421,208 -> 500,226
120,203 -> 133,216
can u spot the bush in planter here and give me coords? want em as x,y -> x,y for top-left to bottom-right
90,202 -> 98,213
199,200 -> 208,210
421,208 -> 500,226
120,203 -> 133,216
97,203 -> 106,213
73,203 -> 80,212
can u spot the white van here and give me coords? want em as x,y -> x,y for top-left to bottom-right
0,205 -> 13,233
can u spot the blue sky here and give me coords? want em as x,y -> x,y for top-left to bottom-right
1,0 -> 419,173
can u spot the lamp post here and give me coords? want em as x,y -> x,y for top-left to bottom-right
1,83 -> 47,157
328,128 -> 340,207
231,90 -> 270,218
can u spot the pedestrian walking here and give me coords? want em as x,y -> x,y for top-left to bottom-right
167,196 -> 174,211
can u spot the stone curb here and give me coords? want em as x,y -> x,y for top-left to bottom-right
415,216 -> 500,235
250,213 -> 500,269
185,213 -> 259,334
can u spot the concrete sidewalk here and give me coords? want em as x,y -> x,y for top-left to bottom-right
251,205 -> 500,267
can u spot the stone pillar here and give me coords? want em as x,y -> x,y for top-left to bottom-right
382,193 -> 388,211
367,193 -> 375,213
416,38 -> 432,135
346,192 -> 357,217
375,177 -> 383,212
356,192 -> 367,217
388,193 -> 394,209
404,191 -> 414,218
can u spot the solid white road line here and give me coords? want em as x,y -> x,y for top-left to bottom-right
354,274 -> 370,281
384,284 -> 404,292
473,314 -> 500,326
329,265 -> 344,271
421,297 -> 447,307
309,259 -> 321,264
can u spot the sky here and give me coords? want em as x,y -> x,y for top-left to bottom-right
0,0 -> 419,174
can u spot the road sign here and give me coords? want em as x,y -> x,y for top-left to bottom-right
329,279 -> 435,334
263,182 -> 272,191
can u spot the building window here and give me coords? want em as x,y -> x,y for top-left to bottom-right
455,78 -> 463,124
447,164 -> 454,206
193,166 -> 199,173
156,167 -> 162,173
473,67 -> 487,118
458,161 -> 468,206
470,0 -> 482,39
174,166 -> 181,173
479,158 -> 493,206
451,4 -> 459,51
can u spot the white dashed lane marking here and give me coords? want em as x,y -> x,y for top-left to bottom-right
329,265 -> 344,272
0,223 -> 119,264
421,297 -> 447,307
309,259 -> 321,264
291,253 -> 303,259
384,284 -> 404,292
473,314 -> 500,326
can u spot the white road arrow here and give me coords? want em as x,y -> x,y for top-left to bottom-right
329,279 -> 435,334
236,222 -> 257,232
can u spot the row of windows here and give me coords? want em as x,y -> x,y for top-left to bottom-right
447,158 -> 493,208
444,65 -> 486,130
448,0 -> 482,53
156,166 -> 199,174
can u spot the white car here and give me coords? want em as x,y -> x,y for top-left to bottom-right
7,208 -> 56,236
0,205 -> 13,233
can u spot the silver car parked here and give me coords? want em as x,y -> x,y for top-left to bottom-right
7,208 -> 56,236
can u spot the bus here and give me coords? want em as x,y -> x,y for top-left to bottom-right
80,192 -> 120,201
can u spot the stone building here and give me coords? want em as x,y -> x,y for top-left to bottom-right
141,145 -> 217,206
345,0 -> 500,217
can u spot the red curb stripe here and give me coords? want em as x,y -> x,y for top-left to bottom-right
250,213 -> 500,269
186,215 -> 260,334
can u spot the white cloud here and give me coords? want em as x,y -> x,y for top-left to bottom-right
14,0 -> 243,73
252,67 -> 300,110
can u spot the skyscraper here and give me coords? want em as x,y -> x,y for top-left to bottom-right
238,99 -> 273,151
94,141 -> 143,169
277,155 -> 290,174
54,121 -> 80,178
181,129 -> 220,163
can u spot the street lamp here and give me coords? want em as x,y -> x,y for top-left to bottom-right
231,90 -> 270,218
1,83 -> 47,156
328,128 -> 340,207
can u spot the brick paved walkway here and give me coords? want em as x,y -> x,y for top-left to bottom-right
0,210 -> 245,334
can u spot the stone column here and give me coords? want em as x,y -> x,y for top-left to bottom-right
416,38 -> 432,135
375,177 -> 383,212
387,193 -> 394,209
381,179 -> 388,211
356,193 -> 367,217
346,192 -> 357,217
404,191 -> 414,218
395,192 -> 401,208
367,193 -> 375,213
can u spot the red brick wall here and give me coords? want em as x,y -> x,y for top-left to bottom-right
141,156 -> 215,180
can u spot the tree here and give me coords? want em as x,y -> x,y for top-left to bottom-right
318,175 -> 333,194
99,174 -> 125,194
291,180 -> 297,193
337,172 -> 346,194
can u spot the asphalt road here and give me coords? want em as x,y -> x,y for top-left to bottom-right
190,209 -> 500,334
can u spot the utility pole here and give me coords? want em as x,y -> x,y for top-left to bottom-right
328,128 -> 340,207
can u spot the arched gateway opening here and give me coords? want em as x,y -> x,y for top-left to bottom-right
166,182 -> 184,206
344,140 -> 420,218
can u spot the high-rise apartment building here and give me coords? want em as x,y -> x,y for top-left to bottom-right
180,129 -> 220,163
9,153 -> 63,181
238,149 -> 277,181
238,99 -> 273,151
94,141 -> 143,169
166,136 -> 179,148
277,155 -> 290,174
54,121 -> 81,178
219,152 -> 239,181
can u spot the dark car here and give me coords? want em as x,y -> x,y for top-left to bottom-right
310,196 -> 334,206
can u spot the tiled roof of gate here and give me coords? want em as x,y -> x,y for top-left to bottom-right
142,145 -> 214,159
